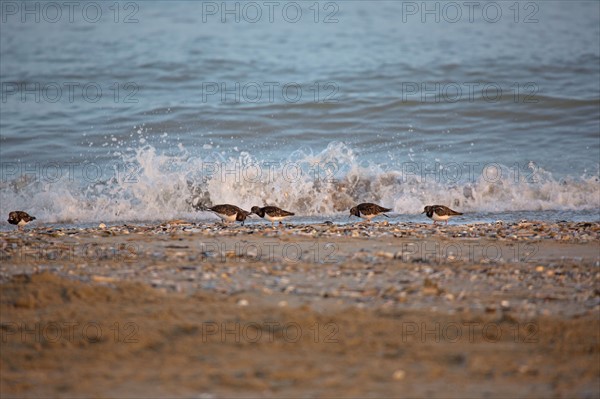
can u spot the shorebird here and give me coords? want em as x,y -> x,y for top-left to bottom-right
251,206 -> 294,226
349,203 -> 392,222
422,205 -> 463,225
205,204 -> 251,226
7,211 -> 36,230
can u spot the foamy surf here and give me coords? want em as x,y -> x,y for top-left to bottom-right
1,142 -> 598,224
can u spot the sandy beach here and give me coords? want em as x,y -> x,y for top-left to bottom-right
1,220 -> 598,398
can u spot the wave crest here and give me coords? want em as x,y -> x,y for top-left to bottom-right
1,143 -> 598,223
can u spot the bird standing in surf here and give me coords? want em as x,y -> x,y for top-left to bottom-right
349,203 -> 392,222
422,205 -> 463,225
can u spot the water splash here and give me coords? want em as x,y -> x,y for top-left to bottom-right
1,142 -> 598,223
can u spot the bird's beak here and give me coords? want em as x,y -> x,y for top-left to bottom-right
421,211 -> 425,214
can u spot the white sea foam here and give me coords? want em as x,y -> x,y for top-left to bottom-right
1,142 -> 598,224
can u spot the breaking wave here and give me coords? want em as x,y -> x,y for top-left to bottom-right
1,142 -> 598,223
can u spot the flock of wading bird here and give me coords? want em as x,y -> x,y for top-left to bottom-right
6,204 -> 463,231
196,203 -> 463,226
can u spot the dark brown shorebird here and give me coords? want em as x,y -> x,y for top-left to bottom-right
422,205 -> 463,225
349,203 -> 392,222
251,206 -> 294,226
206,204 -> 251,226
7,211 -> 36,230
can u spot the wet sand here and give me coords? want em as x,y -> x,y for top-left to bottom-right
1,221 -> 599,398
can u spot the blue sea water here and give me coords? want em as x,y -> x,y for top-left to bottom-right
1,1 -> 598,225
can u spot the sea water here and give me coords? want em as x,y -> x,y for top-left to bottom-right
1,1 -> 598,227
